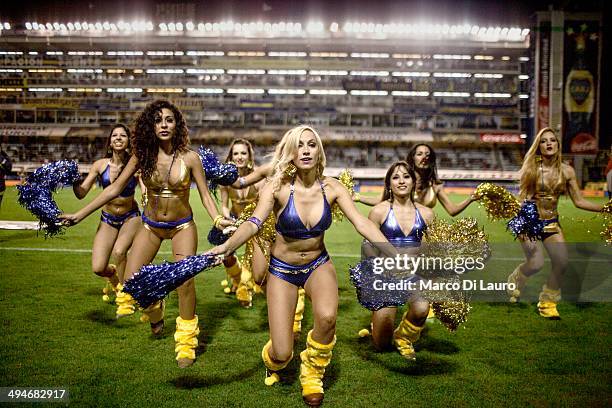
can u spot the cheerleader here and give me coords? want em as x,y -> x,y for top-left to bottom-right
219,138 -> 267,307
209,125 -> 396,407
72,124 -> 141,306
507,128 -> 603,319
355,144 -> 476,215
362,161 -> 434,359
61,100 -> 231,367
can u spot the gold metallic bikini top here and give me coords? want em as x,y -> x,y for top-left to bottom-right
144,156 -> 191,199
228,185 -> 258,206
532,165 -> 566,220
414,185 -> 437,208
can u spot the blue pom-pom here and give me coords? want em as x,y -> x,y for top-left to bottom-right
198,146 -> 239,191
123,254 -> 220,308
16,160 -> 81,237
207,226 -> 230,245
349,258 -> 419,311
507,201 -> 545,240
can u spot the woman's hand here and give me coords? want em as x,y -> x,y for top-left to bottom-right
205,243 -> 232,258
218,217 -> 234,228
58,212 -> 83,226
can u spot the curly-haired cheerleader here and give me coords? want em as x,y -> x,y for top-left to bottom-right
61,100 -> 231,367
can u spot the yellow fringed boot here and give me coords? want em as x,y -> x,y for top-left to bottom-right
537,285 -> 561,320
293,288 -> 306,336
174,315 -> 200,368
100,264 -> 119,303
143,300 -> 165,336
393,312 -> 424,361
222,258 -> 242,294
507,265 -> 529,302
236,263 -> 254,308
115,283 -> 136,318
262,340 -> 292,386
299,330 -> 336,407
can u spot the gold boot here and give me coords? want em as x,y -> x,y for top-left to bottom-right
293,288 -> 306,337
393,311 -> 424,361
115,283 -> 136,318
507,266 -> 529,303
300,330 -> 336,407
174,316 -> 200,368
223,259 -> 242,294
236,263 -> 254,308
143,300 -> 165,336
101,264 -> 119,303
262,340 -> 292,386
537,285 -> 561,320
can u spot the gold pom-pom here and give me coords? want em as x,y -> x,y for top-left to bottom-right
474,182 -> 521,220
601,200 -> 612,245
431,295 -> 471,332
235,201 -> 275,273
422,218 -> 490,277
332,168 -> 356,223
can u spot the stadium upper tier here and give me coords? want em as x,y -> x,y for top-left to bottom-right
0,20 -> 530,144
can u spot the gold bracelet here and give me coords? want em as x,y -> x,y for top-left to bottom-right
213,215 -> 224,229
353,192 -> 361,202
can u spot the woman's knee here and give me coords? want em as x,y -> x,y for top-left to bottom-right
314,311 -> 337,332
176,278 -> 196,295
271,344 -> 293,363
111,249 -> 127,263
410,300 -> 430,319
524,256 -> 545,274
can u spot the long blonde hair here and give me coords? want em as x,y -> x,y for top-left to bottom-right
519,127 -> 564,199
269,125 -> 326,192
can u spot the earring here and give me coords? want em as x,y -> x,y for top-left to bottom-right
284,162 -> 297,178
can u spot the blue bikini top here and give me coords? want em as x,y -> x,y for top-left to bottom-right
98,163 -> 138,198
380,204 -> 427,247
275,179 -> 332,240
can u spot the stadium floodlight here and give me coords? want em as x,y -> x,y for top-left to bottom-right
350,71 -> 389,77
351,52 -> 390,58
103,22 -> 110,30
501,56 -> 510,61
227,51 -> 265,57
330,22 -> 339,32
28,88 -> 63,92
205,23 -> 213,31
110,23 -> 117,31
474,93 -> 512,98
433,92 -> 470,97
433,54 -> 471,60
268,89 -> 306,95
186,22 -> 194,31
308,70 -> 349,76
227,69 -> 265,75
74,22 -> 81,30
0,88 -> 22,92
159,23 -> 167,31
26,22 -> 32,30
95,22 -> 102,30
46,23 -> 53,30
521,28 -> 530,36
268,51 -> 307,57
309,52 -> 348,58
176,22 -> 183,31
67,22 -> 74,30
33,22 -> 40,30
3,23 -> 10,30
474,73 -> 503,79
392,71 -> 431,77
350,90 -> 388,96
519,56 -> 530,62
107,69 -> 126,73
433,72 -> 472,78
0,69 -> 23,72
168,22 -> 176,31
227,88 -> 265,94
268,69 -> 307,75
186,51 -> 224,56
146,22 -> 154,31
391,91 -> 430,97
107,88 -> 142,93
474,55 -> 494,60
520,134 -> 527,139
186,88 -> 224,94
146,69 -> 185,74
28,52 -> 38,55
309,89 -> 347,95
82,22 -> 89,30
53,22 -> 60,30
0,51 -> 23,55
306,21 -> 324,34
67,88 -> 103,92
518,75 -> 529,80
28,69 -> 63,73
519,94 -> 529,99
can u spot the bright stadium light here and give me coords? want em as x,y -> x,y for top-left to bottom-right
53,22 -> 60,30
308,70 -> 349,76
433,72 -> 472,78
518,74 -> 529,80
4,23 -> 10,30
474,73 -> 503,78
147,88 -> 184,93
186,88 -> 224,94
350,71 -> 389,76
474,93 -> 512,98
519,56 -> 530,61
25,22 -> 32,30
46,23 -> 53,30
309,89 -> 347,95
68,88 -> 103,92
74,22 -> 81,30
176,22 -> 183,31
28,88 -> 63,92
433,92 -> 470,97
159,23 -> 167,31
520,94 -> 529,99
351,52 -> 390,58
392,71 -> 430,77
227,88 -> 265,94
268,51 -> 307,57
391,91 -> 430,96
0,69 -> 23,72
268,89 -> 306,95
28,52 -> 38,55
107,88 -> 142,93
267,69 -> 307,75
330,22 -> 338,32
350,90 -> 388,96
168,22 -> 176,31
33,22 -> 40,30
227,69 -> 265,75
186,22 -> 194,31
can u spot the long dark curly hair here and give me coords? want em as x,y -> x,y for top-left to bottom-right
406,143 -> 440,189
133,100 -> 190,180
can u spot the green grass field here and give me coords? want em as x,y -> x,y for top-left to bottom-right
0,187 -> 610,407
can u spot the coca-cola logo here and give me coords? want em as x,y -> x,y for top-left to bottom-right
570,132 -> 597,153
569,78 -> 592,105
